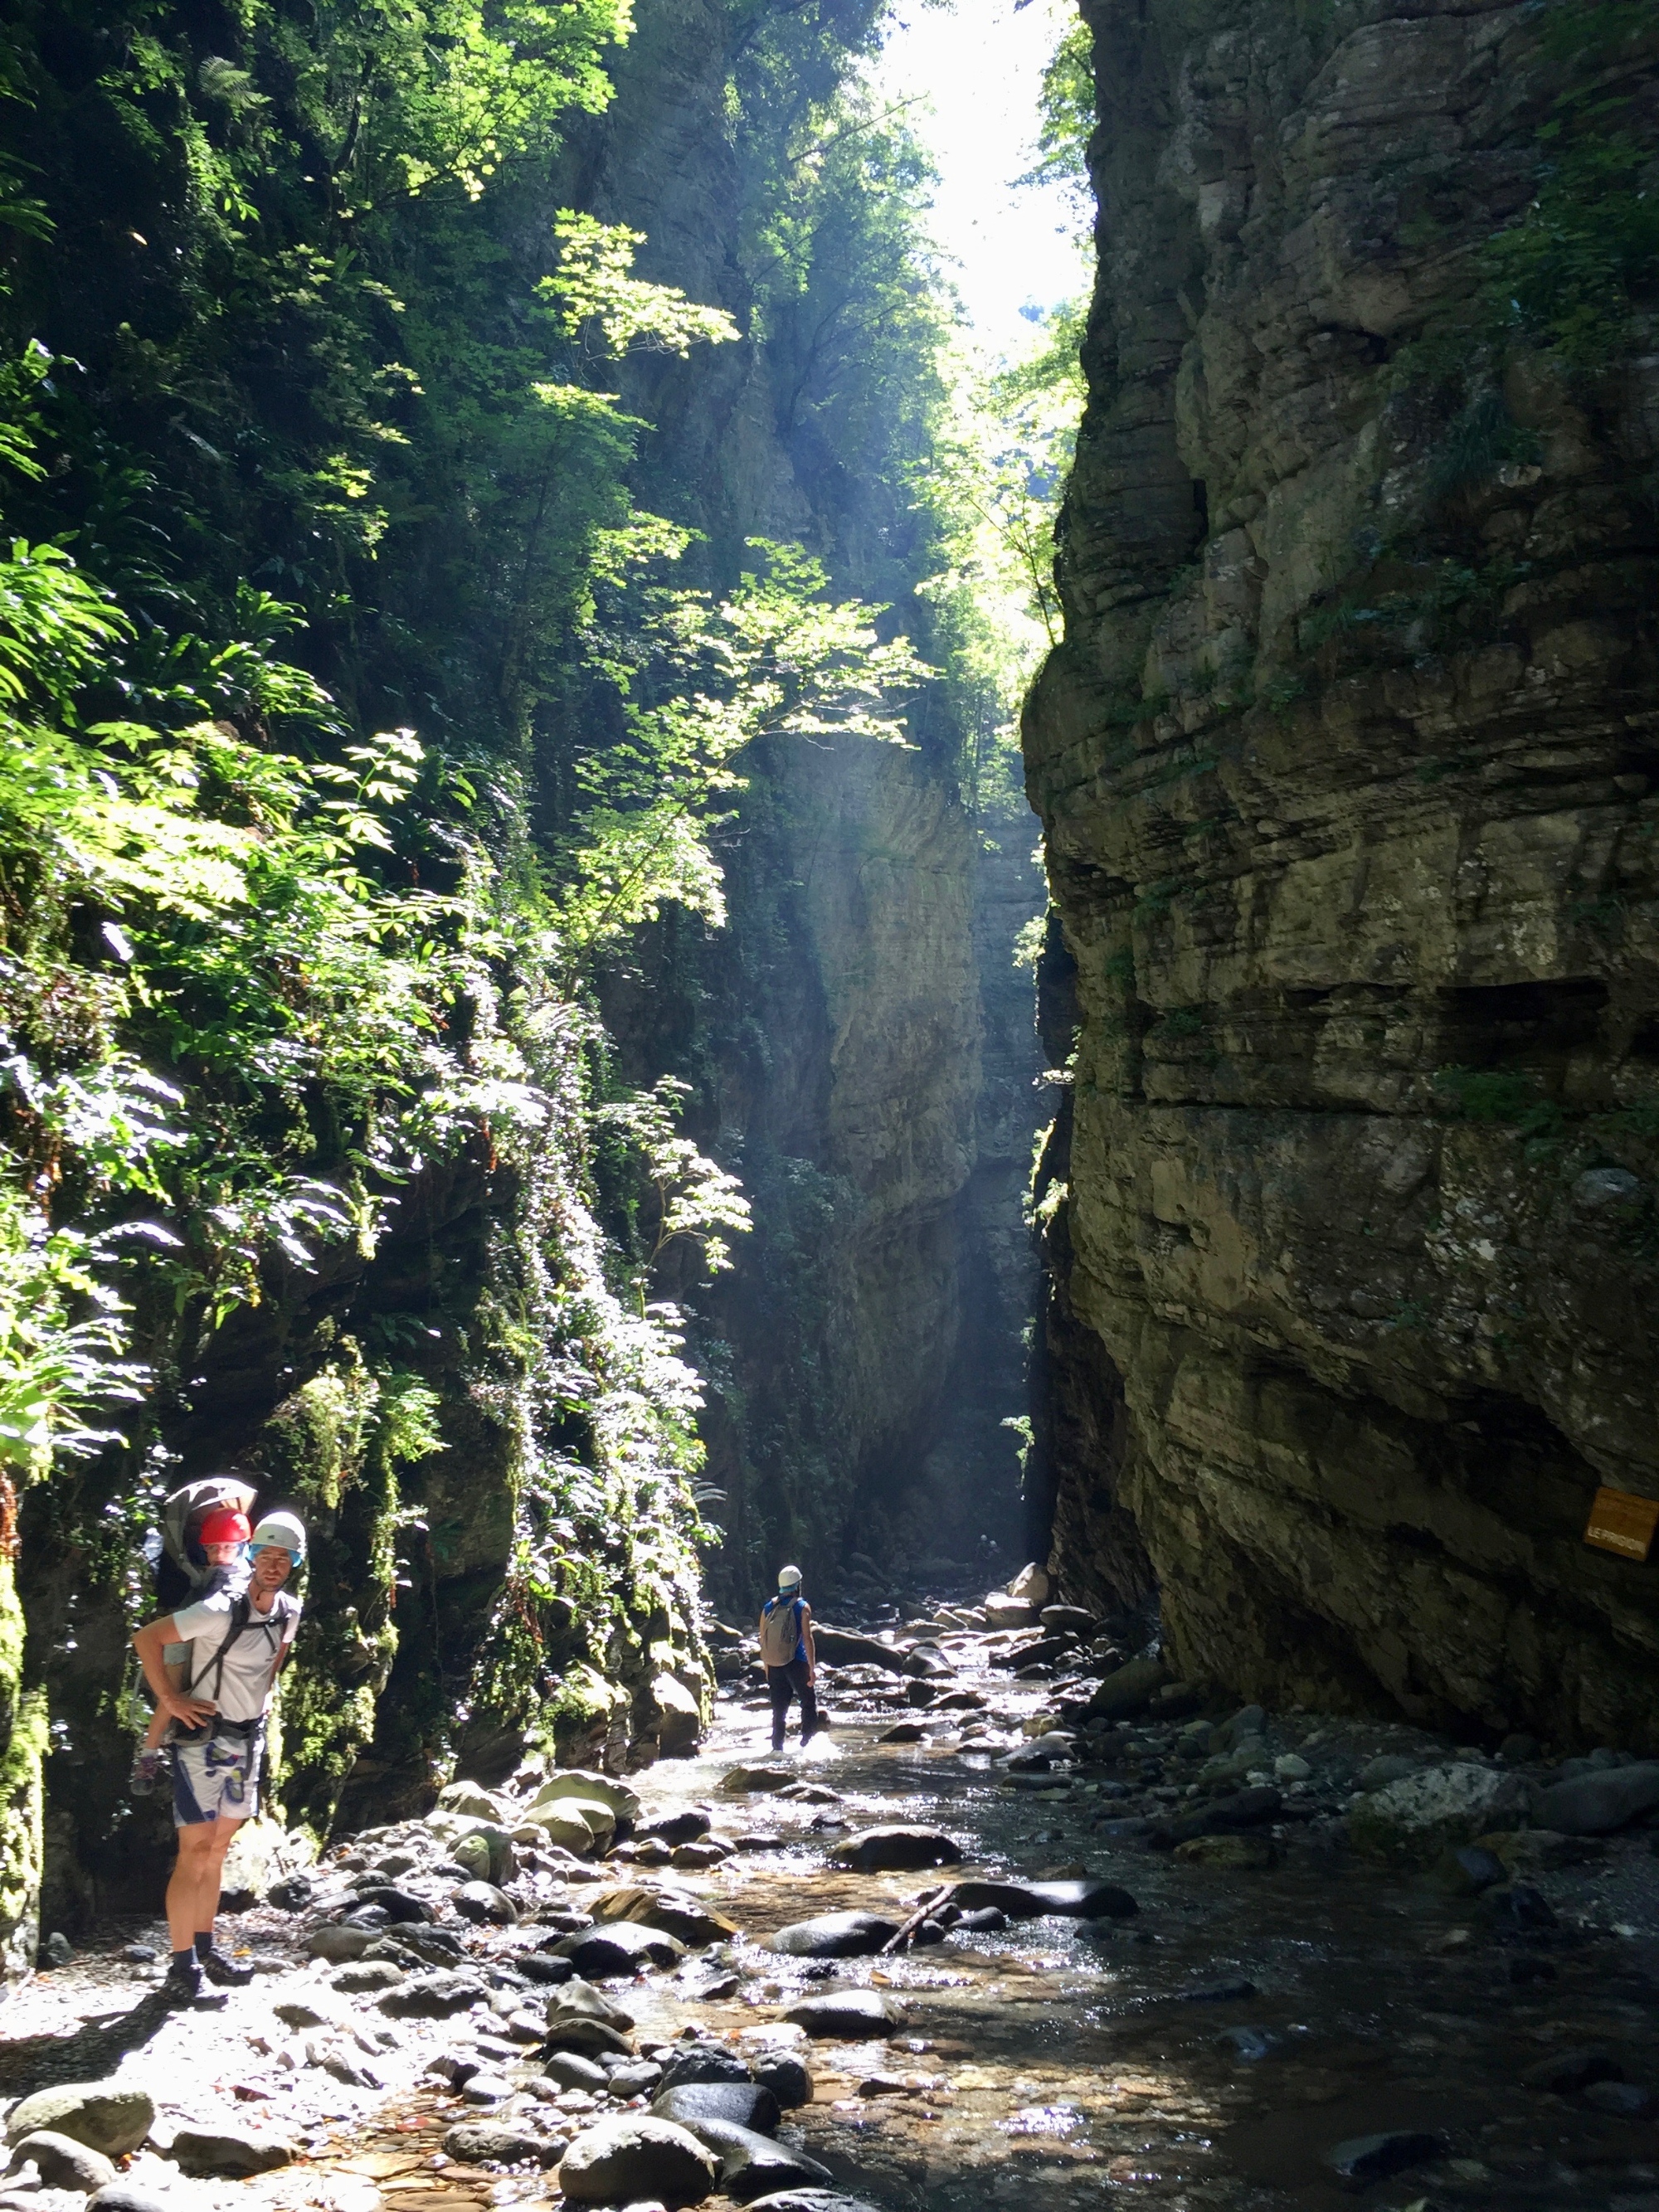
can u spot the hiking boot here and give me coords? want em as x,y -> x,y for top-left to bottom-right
159,1955 -> 203,2005
197,1943 -> 254,1986
129,1748 -> 165,1798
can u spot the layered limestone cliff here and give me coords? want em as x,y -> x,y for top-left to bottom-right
1026,0 -> 1659,1743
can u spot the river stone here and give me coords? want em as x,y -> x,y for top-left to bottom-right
7,2133 -> 117,2192
720,1766 -> 796,1796
88,2189 -> 173,2212
307,1925 -> 374,1962
516,1952 -> 576,1986
454,1879 -> 518,1925
274,2000 -> 330,2029
653,2084 -> 779,2136
530,1769 -> 643,1823
444,2123 -> 563,2168
750,2054 -> 813,2109
626,1895 -> 737,1947
6,2082 -> 154,2158
655,2044 -> 750,2093
943,1878 -> 1135,1921
1085,1656 -> 1168,1721
558,1921 -> 685,1976
668,2117 -> 832,2205
547,1978 -> 635,2028
785,1990 -> 899,2038
1520,2044 -> 1623,2093
808,1629 -> 907,1672
1175,1834 -> 1278,1870
1531,1762 -> 1659,1835
377,1969 -> 486,2017
830,1826 -> 961,1872
557,2117 -> 716,2207
1349,1764 -> 1528,1867
771,1912 -> 900,1958
541,2052 -> 611,2093
350,1883 -> 432,1923
545,2017 -> 635,2059
522,1805 -> 600,1855
1324,2131 -> 1443,2187
644,1809 -> 713,1846
440,1781 -> 508,1820
331,1960 -> 405,1992
169,2126 -> 296,2176
877,1723 -> 925,1745
744,2197 -> 884,2212
982,1597 -> 1038,1629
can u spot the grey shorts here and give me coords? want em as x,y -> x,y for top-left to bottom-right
171,1723 -> 261,1827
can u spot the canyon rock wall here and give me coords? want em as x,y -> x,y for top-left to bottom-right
1026,0 -> 1659,1743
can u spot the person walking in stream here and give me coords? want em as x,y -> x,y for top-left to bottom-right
759,1563 -> 818,1751
131,1510 -> 306,2001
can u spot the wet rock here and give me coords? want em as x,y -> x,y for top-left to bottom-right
6,2083 -> 154,2159
169,2126 -> 296,2176
1173,1978 -> 1256,2004
307,1926 -> 374,1963
1009,1563 -> 1050,1603
830,1826 -> 961,1872
7,2134 -> 116,2192
351,1884 -> 433,1923
670,1842 -> 733,1871
743,2196 -> 883,2212
608,2061 -> 665,2097
1174,1835 -> 1278,1870
267,1875 -> 314,1912
516,1952 -> 577,1986
331,1961 -> 405,1993
1438,1845 -> 1508,1896
1024,1878 -> 1136,1918
1358,1755 -> 1420,1791
656,2044 -> 751,2092
749,2054 -> 813,2109
1349,1764 -> 1527,1868
876,1723 -> 924,1746
455,1879 -> 518,1925
1325,2132 -> 1443,2189
369,1924 -> 465,1966
542,2052 -> 611,2093
557,2117 -> 717,2206
444,2123 -> 564,2168
88,2188 -> 173,2212
981,1597 -> 1039,1631
1521,2045 -> 1623,2093
1086,1658 -> 1168,1721
1041,1607 -> 1097,1636
1214,2026 -> 1279,2061
643,1811 -> 713,1847
623,1896 -> 737,1948
653,2083 -> 780,2136
1531,1762 -> 1659,1835
719,1767 -> 796,1796
953,1907 -> 1009,1932
808,1630 -> 906,1673
1158,1786 -> 1282,1845
559,1922 -> 686,1976
669,2118 -> 832,2204
530,1769 -> 643,1824
1585,2079 -> 1653,2117
274,2000 -> 330,2029
771,1913 -> 900,1958
785,1990 -> 899,2038
119,1945 -> 157,1966
377,1970 -> 487,2018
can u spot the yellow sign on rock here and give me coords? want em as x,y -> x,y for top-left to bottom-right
1584,1486 -> 1659,1562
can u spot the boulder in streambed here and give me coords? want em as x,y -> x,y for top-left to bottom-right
528,1768 -> 643,1823
1175,1835 -> 1278,1870
750,2053 -> 813,2109
1349,1764 -> 1528,1868
168,2125 -> 296,2176
1323,2131 -> 1443,2189
771,1912 -> 900,1958
557,2117 -> 716,2207
454,1880 -> 518,1925
655,2043 -> 750,2092
668,2117 -> 833,2205
6,2082 -> 154,2159
653,2083 -> 780,2136
942,1878 -> 1136,1921
591,1886 -> 737,1947
830,1826 -> 961,1872
88,2188 -> 173,2212
377,1969 -> 487,2017
558,1920 -> 686,1976
307,1925 -> 374,1962
720,1765 -> 796,1796
7,2132 -> 117,2193
809,1629 -> 907,1672
643,1809 -> 713,1846
784,1989 -> 900,2038
1530,1762 -> 1659,1835
540,2052 -> 611,2093
745,2199 -> 884,2212
877,1723 -> 925,1745
444,2123 -> 565,2168
1086,1657 -> 1169,1721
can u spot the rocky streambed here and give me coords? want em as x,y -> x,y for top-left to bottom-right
2,1602 -> 1659,2211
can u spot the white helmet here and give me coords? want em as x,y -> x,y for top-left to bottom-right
249,1510 -> 307,1563
777,1563 -> 803,1590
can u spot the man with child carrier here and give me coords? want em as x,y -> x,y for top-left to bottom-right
758,1563 -> 817,1751
131,1485 -> 306,2003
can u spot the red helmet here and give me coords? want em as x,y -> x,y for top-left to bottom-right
199,1508 -> 251,1547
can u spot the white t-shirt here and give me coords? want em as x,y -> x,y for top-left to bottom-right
170,1587 -> 300,1722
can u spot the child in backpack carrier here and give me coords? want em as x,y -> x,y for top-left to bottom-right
130,1505 -> 253,1796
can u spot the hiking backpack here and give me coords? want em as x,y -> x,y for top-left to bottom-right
148,1476 -> 259,1612
759,1597 -> 804,1668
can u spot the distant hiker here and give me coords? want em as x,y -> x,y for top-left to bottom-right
130,1502 -> 253,1796
759,1563 -> 817,1752
132,1509 -> 306,2001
